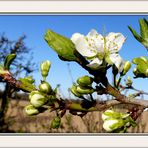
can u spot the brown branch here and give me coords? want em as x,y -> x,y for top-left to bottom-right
105,81 -> 148,108
120,85 -> 148,96
0,71 -> 148,114
0,73 -> 35,92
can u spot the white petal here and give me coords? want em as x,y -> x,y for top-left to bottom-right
74,36 -> 97,57
87,29 -> 104,53
71,33 -> 83,44
87,29 -> 99,37
109,53 -> 124,72
87,58 -> 102,69
103,119 -> 118,132
106,32 -> 126,53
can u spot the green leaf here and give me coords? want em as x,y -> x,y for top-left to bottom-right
132,56 -> 148,65
44,29 -> 77,61
139,18 -> 148,39
4,54 -> 16,70
128,26 -> 143,42
19,77 -> 36,91
128,18 -> 148,50
144,18 -> 148,26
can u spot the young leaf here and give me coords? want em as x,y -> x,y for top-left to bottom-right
128,26 -> 143,42
139,18 -> 148,39
44,29 -> 77,61
128,18 -> 148,50
4,54 -> 16,70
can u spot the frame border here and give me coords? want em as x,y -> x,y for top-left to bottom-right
0,0 -> 148,147
0,0 -> 148,13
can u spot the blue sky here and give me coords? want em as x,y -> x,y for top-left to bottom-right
0,15 -> 147,98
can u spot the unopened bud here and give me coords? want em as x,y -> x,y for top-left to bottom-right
76,86 -> 94,94
126,76 -> 133,87
25,104 -> 39,116
29,91 -> 40,100
102,110 -> 115,121
77,75 -> 93,87
140,56 -> 147,63
40,60 -> 51,80
121,113 -> 130,119
133,68 -> 139,76
39,81 -> 52,94
121,61 -> 131,76
103,119 -> 124,132
70,85 -> 82,97
133,67 -> 147,78
30,92 -> 46,108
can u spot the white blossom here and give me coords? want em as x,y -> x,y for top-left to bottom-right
103,119 -> 124,132
71,29 -> 126,71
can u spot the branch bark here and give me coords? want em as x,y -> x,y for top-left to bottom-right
0,72 -> 147,114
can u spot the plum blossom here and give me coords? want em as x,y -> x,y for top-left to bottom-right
71,29 -> 126,71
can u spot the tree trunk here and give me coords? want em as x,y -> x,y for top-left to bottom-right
0,83 -> 12,132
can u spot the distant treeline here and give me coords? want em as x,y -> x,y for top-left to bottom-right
0,90 -> 29,100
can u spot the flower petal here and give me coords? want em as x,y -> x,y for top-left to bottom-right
106,32 -> 126,53
74,36 -> 98,57
87,29 -> 99,37
87,58 -> 102,69
71,33 -> 83,44
109,53 -> 124,72
87,29 -> 104,53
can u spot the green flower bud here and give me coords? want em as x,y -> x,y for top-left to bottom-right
40,60 -> 51,80
24,104 -> 39,116
121,61 -> 131,76
44,29 -> 77,61
76,86 -> 94,94
133,68 -> 138,75
133,68 -> 142,77
30,92 -> 46,108
102,110 -> 115,121
102,110 -> 129,121
70,85 -> 82,97
39,81 -> 52,94
29,91 -> 40,100
133,56 -> 148,65
77,75 -> 94,87
133,65 -> 148,78
103,119 -> 124,132
140,56 -> 148,63
51,116 -> 61,129
126,76 -> 133,87
133,56 -> 148,77
121,113 -> 130,119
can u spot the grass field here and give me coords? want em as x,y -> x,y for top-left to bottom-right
2,99 -> 148,133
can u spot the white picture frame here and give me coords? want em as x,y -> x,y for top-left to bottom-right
0,0 -> 147,147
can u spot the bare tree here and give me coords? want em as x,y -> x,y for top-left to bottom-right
0,34 -> 36,132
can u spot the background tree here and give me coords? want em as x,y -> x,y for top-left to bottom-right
0,34 -> 36,132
